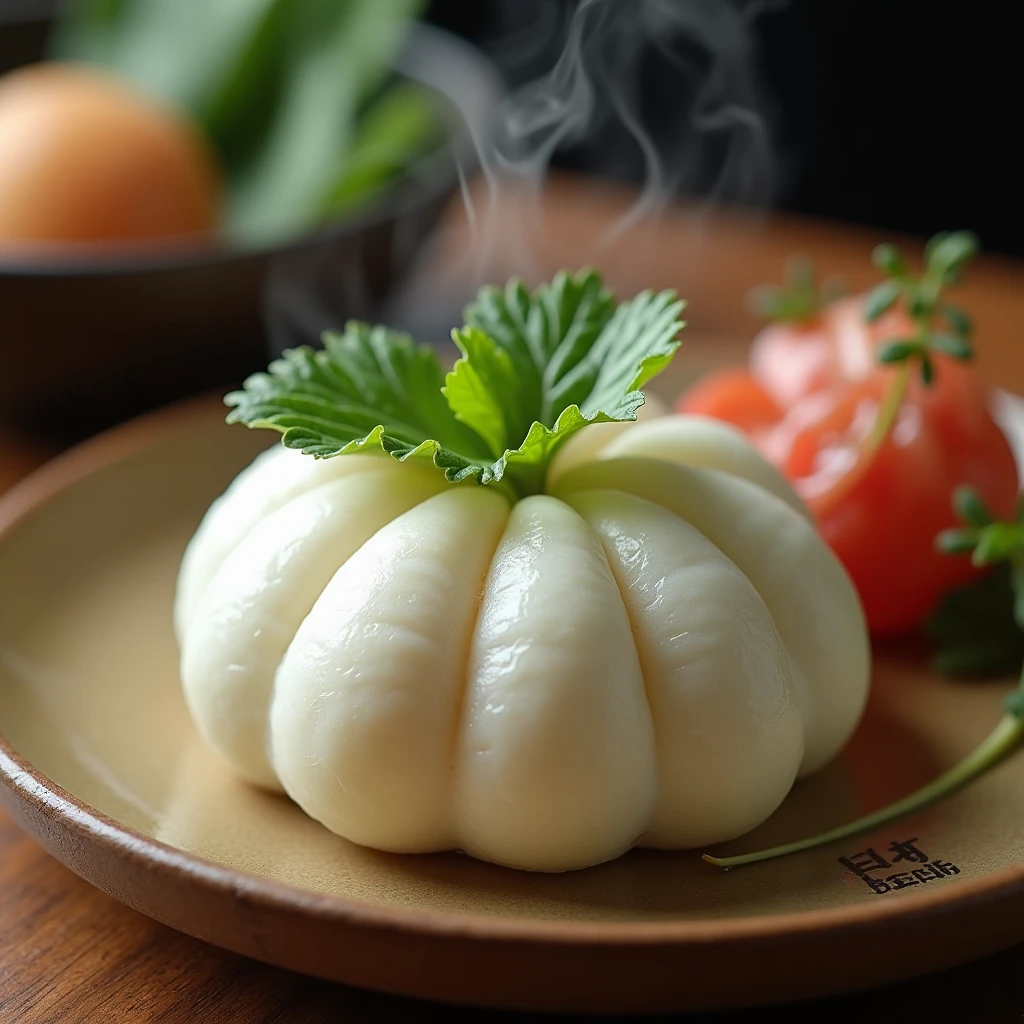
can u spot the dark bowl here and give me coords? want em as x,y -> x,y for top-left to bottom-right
0,9 -> 502,439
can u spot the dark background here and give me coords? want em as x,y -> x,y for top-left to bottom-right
426,0 -> 1023,258
2,0 -> 1018,256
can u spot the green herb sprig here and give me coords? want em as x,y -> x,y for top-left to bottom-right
705,484 -> 1024,871
928,489 -> 1024,676
856,231 -> 980,457
747,255 -> 845,324
865,231 -> 979,386
226,269 -> 686,500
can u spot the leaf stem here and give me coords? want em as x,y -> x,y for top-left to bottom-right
810,360 -> 912,521
863,360 -> 911,458
703,706 -> 1024,870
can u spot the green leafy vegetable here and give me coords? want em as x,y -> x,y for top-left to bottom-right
226,269 -> 687,498
51,0 -> 287,135
925,565 -> 1024,677
224,0 -> 425,242
705,481 -> 1024,871
52,0 -> 439,244
321,82 -> 441,217
746,255 -> 845,324
863,230 -> 980,386
928,486 -> 1024,676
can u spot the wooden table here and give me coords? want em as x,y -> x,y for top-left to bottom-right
3,176 -> 1024,1022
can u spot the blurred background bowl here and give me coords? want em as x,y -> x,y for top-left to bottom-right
0,5 -> 501,440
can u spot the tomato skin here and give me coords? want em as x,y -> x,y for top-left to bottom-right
676,299 -> 1020,635
678,368 -> 783,435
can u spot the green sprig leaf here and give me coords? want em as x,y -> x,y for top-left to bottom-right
941,303 -> 972,337
935,528 -> 981,556
872,242 -> 908,278
746,255 -> 845,325
926,563 -> 1024,678
930,332 -> 974,360
926,231 -> 980,283
225,269 -> 687,498
973,522 -> 1024,567
954,484 -> 994,527
864,229 -> 980,387
928,486 -> 1024,677
877,338 -> 920,363
935,487 -> 1024,569
864,279 -> 903,322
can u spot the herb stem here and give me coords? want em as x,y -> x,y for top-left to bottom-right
810,360 -> 912,520
863,360 -> 911,458
703,705 -> 1024,870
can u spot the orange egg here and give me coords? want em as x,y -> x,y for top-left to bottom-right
0,62 -> 221,245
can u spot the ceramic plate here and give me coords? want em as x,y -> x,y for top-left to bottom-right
2,386 -> 1024,1014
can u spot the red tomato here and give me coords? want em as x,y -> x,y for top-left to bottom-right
678,297 -> 1019,634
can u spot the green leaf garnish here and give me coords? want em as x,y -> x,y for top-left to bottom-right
941,303 -> 972,337
459,270 -> 618,440
864,279 -> 902,322
925,231 -> 980,283
935,487 -> 1024,569
872,243 -> 908,278
920,353 -> 936,386
863,230 -> 980,386
955,483 -> 996,526
225,322 -> 490,469
928,486 -> 1024,678
929,332 -> 974,360
926,564 -> 1024,677
746,255 -> 845,324
877,339 -> 918,364
442,327 -> 519,459
226,269 -> 686,498
856,230 -> 981,461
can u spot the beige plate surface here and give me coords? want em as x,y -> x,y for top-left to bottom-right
1,395 -> 1024,1014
